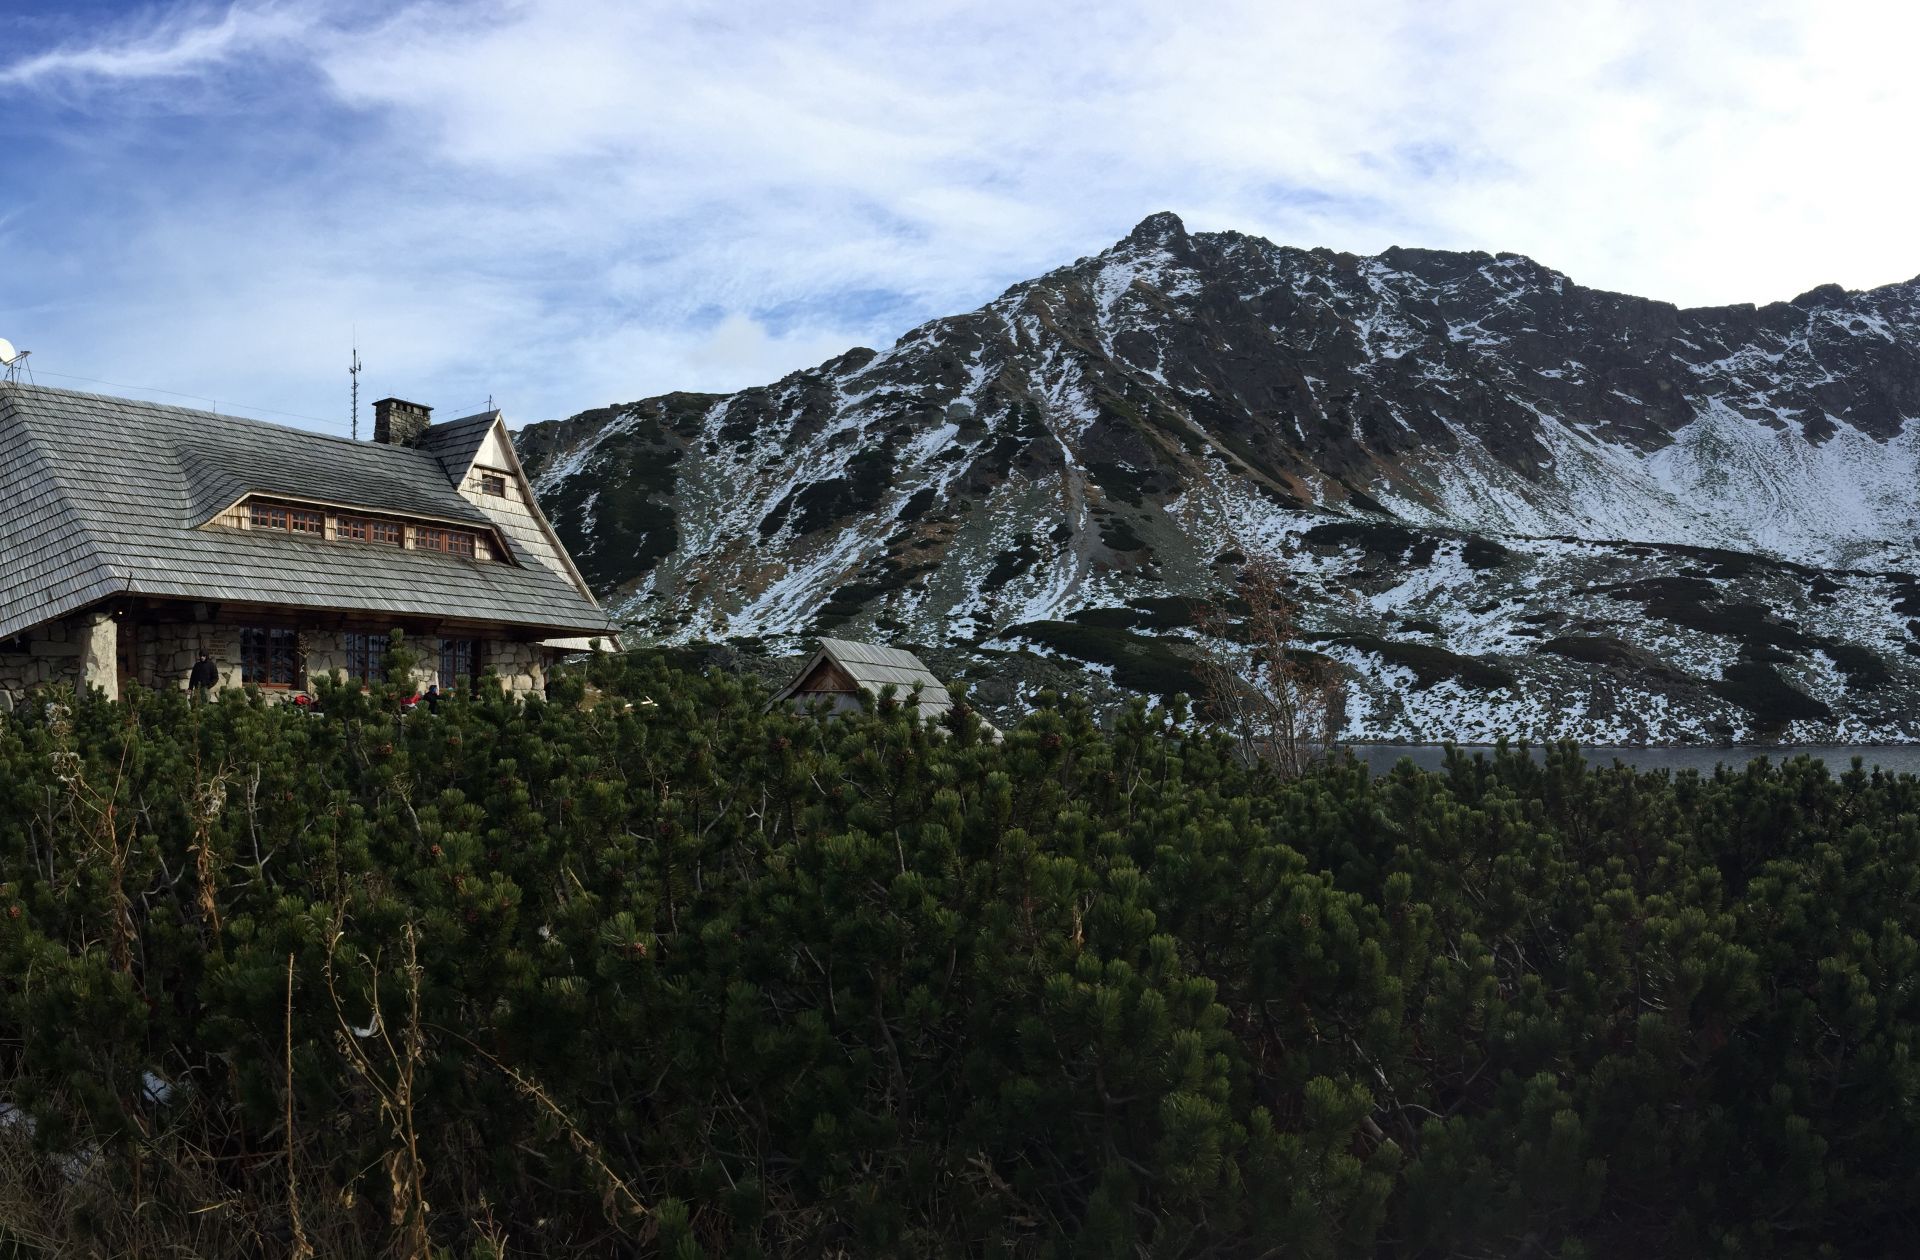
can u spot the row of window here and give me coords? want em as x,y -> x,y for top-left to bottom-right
238,627 -> 482,691
248,502 -> 483,559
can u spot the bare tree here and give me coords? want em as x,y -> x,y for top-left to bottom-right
1194,548 -> 1343,776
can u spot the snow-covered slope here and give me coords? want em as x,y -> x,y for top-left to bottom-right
517,214 -> 1920,742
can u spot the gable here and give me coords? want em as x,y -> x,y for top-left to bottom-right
473,425 -> 515,470
794,659 -> 859,695
456,417 -> 601,605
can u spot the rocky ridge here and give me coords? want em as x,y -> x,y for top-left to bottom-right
517,214 -> 1920,743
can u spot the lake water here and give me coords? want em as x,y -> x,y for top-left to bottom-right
1349,743 -> 1920,777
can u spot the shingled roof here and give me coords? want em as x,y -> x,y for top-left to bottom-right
770,638 -> 955,718
0,383 -> 616,641
415,409 -> 502,482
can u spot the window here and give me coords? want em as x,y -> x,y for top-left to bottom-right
339,516 -> 402,545
416,527 -> 477,558
440,638 -> 479,690
344,632 -> 387,683
250,503 -> 323,535
240,628 -> 299,687
480,473 -> 507,497
247,502 -> 485,558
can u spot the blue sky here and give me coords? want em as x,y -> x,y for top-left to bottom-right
2,0 -> 1916,433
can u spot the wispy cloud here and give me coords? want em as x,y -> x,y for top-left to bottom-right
0,2 -> 319,87
1,0 -> 1916,431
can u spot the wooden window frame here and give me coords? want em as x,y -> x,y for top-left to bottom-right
339,515 -> 403,546
439,638 -> 480,691
415,526 -> 478,558
242,499 -> 493,561
343,631 -> 388,684
240,627 -> 299,688
479,473 -> 507,497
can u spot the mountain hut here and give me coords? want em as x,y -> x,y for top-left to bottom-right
770,638 -> 955,720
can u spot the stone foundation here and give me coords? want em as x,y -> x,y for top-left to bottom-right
2,610 -> 560,708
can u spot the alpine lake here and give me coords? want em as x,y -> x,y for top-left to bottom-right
1349,743 -> 1920,777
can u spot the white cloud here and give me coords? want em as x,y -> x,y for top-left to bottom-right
0,2 -> 317,87
2,0 -> 1917,429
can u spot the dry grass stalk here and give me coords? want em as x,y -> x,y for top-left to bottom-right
326,919 -> 433,1259
1195,548 -> 1343,776
287,950 -> 315,1260
452,1031 -> 649,1227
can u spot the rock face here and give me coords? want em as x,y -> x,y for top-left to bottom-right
516,214 -> 1920,743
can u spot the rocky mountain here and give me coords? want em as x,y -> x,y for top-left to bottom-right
516,213 -> 1920,743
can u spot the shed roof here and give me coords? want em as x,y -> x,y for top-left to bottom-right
0,383 -> 616,641
771,637 -> 954,716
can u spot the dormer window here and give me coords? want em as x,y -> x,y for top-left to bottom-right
232,497 -> 497,562
339,516 -> 402,546
415,526 -> 477,558
249,503 -> 323,534
480,473 -> 506,497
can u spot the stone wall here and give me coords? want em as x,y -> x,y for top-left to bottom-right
136,622 -> 240,692
133,623 -> 551,700
4,612 -> 558,706
486,639 -> 551,696
0,610 -> 118,705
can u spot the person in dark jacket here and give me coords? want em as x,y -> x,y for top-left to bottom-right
189,652 -> 218,699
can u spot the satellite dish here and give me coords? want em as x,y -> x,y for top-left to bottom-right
0,339 -> 15,366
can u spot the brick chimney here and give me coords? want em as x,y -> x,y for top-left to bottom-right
372,397 -> 432,446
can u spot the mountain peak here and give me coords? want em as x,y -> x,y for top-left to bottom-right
1123,211 -> 1187,247
1789,282 -> 1849,310
519,220 -> 1920,744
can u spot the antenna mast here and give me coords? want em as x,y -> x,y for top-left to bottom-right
349,339 -> 363,440
0,339 -> 29,385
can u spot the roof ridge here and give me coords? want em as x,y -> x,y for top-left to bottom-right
434,409 -> 503,430
7,381 -> 448,463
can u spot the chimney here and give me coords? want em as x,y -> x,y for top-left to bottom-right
372,397 -> 432,446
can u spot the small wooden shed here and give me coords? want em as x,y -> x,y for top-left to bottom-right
770,638 -> 954,719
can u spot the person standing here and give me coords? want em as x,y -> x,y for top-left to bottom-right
189,651 -> 218,700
